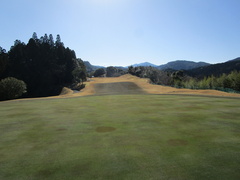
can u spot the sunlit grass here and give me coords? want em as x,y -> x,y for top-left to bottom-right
0,95 -> 239,179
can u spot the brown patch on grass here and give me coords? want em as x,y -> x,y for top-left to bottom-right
56,128 -> 67,131
96,126 -> 116,133
36,168 -> 56,178
167,139 -> 188,146
71,163 -> 91,176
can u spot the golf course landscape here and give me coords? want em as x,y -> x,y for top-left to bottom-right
0,74 -> 240,180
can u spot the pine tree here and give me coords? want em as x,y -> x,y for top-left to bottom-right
56,34 -> 61,46
49,34 -> 54,47
0,46 -> 8,76
43,33 -> 49,44
32,32 -> 38,41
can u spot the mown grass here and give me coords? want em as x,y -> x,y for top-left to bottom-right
0,95 -> 240,180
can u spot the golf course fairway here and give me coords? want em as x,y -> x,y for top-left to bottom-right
0,93 -> 240,179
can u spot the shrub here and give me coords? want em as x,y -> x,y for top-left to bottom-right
72,67 -> 86,84
94,68 -> 106,77
0,77 -> 27,101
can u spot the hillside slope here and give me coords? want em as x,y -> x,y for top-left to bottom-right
84,61 -> 105,73
186,57 -> 240,78
158,60 -> 210,70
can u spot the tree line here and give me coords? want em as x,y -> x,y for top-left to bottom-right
92,66 -> 126,77
127,66 -> 240,93
128,66 -> 172,85
174,71 -> 240,92
0,33 -> 86,100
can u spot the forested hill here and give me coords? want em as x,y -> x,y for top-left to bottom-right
186,57 -> 240,78
131,62 -> 158,67
0,33 -> 87,99
84,61 -> 105,73
158,60 -> 210,70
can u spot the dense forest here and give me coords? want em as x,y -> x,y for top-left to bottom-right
0,33 -> 86,100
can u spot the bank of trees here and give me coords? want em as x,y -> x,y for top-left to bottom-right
93,66 -> 126,77
106,66 -> 126,77
177,71 -> 240,92
128,66 -> 172,85
128,66 -> 240,93
93,68 -> 106,77
0,33 -> 86,100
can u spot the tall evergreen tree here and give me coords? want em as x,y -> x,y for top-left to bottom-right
0,46 -> 6,53
56,34 -> 64,47
49,34 -> 54,47
8,40 -> 26,80
0,46 -> 8,77
43,33 -> 49,44
32,32 -> 38,41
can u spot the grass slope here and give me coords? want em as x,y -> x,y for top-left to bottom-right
94,82 -> 146,95
0,95 -> 240,180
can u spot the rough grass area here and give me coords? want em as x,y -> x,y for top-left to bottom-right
0,95 -> 240,180
94,82 -> 146,95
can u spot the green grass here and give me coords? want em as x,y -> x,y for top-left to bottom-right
0,95 -> 240,180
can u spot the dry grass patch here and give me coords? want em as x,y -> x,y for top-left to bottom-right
4,74 -> 240,103
75,74 -> 240,97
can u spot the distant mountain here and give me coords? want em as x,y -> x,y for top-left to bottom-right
84,61 -> 105,73
85,57 -> 240,77
130,62 -> 158,67
158,60 -> 210,70
114,66 -> 128,70
186,57 -> 240,78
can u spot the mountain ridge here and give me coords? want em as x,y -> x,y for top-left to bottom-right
130,62 -> 158,67
84,58 -> 240,76
186,57 -> 240,78
157,60 -> 210,70
128,60 -> 210,70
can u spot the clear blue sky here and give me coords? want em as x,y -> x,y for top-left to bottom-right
1,0 -> 240,66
